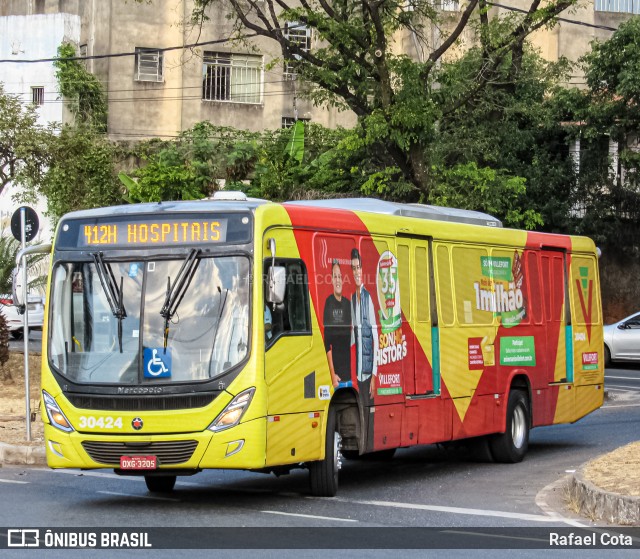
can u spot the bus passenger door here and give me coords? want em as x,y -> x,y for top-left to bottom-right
397,240 -> 434,396
541,251 -> 568,384
263,234 -> 323,466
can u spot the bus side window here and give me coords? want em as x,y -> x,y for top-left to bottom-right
265,259 -> 311,345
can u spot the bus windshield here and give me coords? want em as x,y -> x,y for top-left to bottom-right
49,255 -> 250,384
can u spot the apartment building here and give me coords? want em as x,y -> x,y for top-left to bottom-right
1,0 -> 637,140
1,0 -> 357,140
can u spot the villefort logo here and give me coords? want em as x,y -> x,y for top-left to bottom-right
473,252 -> 526,328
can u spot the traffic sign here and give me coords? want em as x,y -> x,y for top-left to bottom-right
11,206 -> 39,242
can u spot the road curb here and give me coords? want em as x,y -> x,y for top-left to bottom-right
0,442 -> 46,466
567,465 -> 640,525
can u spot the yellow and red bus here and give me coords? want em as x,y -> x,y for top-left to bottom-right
40,194 -> 603,495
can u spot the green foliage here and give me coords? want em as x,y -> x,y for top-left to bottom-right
563,17 -> 640,249
124,123 -> 261,203
431,46 -> 574,230
54,43 -> 108,132
0,235 -> 20,295
285,121 -> 305,164
21,124 -> 122,225
0,235 -> 48,295
192,0 -> 578,201
0,83 -> 47,194
430,163 -> 542,229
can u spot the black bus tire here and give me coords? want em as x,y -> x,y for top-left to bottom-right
145,475 -> 177,493
309,407 -> 341,496
489,390 -> 529,463
343,448 -> 396,461
341,449 -> 360,460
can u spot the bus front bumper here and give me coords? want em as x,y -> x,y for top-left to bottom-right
43,418 -> 267,471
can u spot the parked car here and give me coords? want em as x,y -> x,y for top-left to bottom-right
603,312 -> 640,366
0,295 -> 45,339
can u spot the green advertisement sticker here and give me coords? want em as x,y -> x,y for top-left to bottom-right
480,256 -> 512,281
500,336 -> 536,367
377,387 -> 403,396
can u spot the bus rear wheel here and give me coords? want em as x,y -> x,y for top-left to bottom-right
489,390 -> 529,463
144,475 -> 177,493
309,407 -> 341,497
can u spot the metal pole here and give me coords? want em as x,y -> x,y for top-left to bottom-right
20,207 -> 31,442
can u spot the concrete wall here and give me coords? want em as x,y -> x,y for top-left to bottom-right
102,0 -> 356,139
0,13 -> 80,126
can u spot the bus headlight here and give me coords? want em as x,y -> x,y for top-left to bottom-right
42,390 -> 74,433
208,388 -> 255,432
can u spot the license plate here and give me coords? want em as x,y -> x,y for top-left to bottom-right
120,455 -> 157,470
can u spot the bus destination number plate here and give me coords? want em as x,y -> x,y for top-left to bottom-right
120,455 -> 157,470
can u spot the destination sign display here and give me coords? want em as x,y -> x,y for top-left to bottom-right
56,213 -> 252,249
82,219 -> 227,246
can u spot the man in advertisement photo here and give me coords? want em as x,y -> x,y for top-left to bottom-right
323,259 -> 352,388
351,247 -> 379,449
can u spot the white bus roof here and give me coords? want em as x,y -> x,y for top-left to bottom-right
285,198 -> 502,228
61,195 -> 501,228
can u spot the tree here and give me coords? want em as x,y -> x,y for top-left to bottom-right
189,0 -> 578,200
562,18 -> 640,247
0,83 -> 47,196
122,123 -> 261,202
432,46 -> 573,230
17,42 -> 121,225
0,235 -> 49,295
20,123 -> 124,226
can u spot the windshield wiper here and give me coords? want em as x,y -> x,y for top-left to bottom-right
208,286 -> 229,377
160,248 -> 201,351
91,252 -> 126,353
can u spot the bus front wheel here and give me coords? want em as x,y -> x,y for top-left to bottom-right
489,390 -> 529,463
309,407 -> 341,497
144,475 -> 177,493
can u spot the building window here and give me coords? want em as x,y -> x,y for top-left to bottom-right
282,116 -> 310,129
595,0 -> 640,12
202,52 -> 262,104
135,47 -> 163,82
31,86 -> 44,106
440,0 -> 459,11
283,22 -> 311,78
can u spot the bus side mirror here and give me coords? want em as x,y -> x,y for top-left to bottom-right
267,266 -> 286,305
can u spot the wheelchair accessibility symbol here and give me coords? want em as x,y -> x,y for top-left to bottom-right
143,348 -> 172,378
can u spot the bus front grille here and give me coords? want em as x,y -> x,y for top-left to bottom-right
67,394 -> 215,411
81,440 -> 199,465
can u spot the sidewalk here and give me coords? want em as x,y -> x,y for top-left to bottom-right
0,441 -> 45,466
